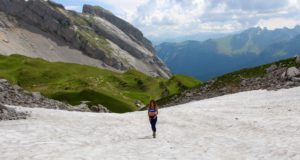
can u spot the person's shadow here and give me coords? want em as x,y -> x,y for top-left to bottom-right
137,135 -> 153,139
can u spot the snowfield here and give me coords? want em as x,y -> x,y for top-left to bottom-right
1,87 -> 300,160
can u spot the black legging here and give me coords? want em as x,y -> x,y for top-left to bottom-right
150,117 -> 157,132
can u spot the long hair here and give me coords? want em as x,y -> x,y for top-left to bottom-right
149,99 -> 157,108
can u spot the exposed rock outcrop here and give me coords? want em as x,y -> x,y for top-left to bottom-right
0,0 -> 171,78
81,4 -> 170,77
0,103 -> 29,121
83,4 -> 155,54
0,79 -> 110,115
90,104 -> 110,113
0,79 -> 71,110
72,101 -> 110,113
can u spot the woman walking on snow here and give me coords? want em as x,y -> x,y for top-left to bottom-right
148,100 -> 159,138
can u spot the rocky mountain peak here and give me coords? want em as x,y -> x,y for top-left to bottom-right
0,0 -> 171,78
82,4 -> 155,53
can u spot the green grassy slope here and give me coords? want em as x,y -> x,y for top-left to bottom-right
210,57 -> 298,90
157,57 -> 298,106
0,54 -> 201,113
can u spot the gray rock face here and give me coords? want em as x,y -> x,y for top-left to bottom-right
0,0 -> 111,68
0,0 -> 171,78
82,4 -> 155,53
82,5 -> 171,77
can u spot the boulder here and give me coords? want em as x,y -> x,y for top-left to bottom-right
0,79 -> 8,83
32,92 -> 42,100
90,104 -> 110,113
185,92 -> 193,97
286,67 -> 300,79
0,103 -> 7,112
240,80 -> 247,86
281,71 -> 287,80
72,103 -> 91,112
266,64 -> 277,73
285,81 -> 295,87
134,100 -> 145,109
292,77 -> 300,82
296,55 -> 300,65
12,85 -> 22,91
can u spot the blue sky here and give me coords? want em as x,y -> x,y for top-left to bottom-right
52,0 -> 300,41
52,0 -> 113,12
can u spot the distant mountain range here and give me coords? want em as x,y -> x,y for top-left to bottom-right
156,26 -> 300,80
149,32 -> 228,45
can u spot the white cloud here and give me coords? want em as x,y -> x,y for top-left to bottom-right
94,0 -> 148,21
289,0 -> 300,8
65,5 -> 81,11
129,0 -> 208,36
256,18 -> 300,30
89,0 -> 300,39
99,0 -> 145,11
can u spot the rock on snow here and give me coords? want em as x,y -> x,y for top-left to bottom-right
1,87 -> 300,160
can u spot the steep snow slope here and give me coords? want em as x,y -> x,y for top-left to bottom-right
1,87 -> 300,160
